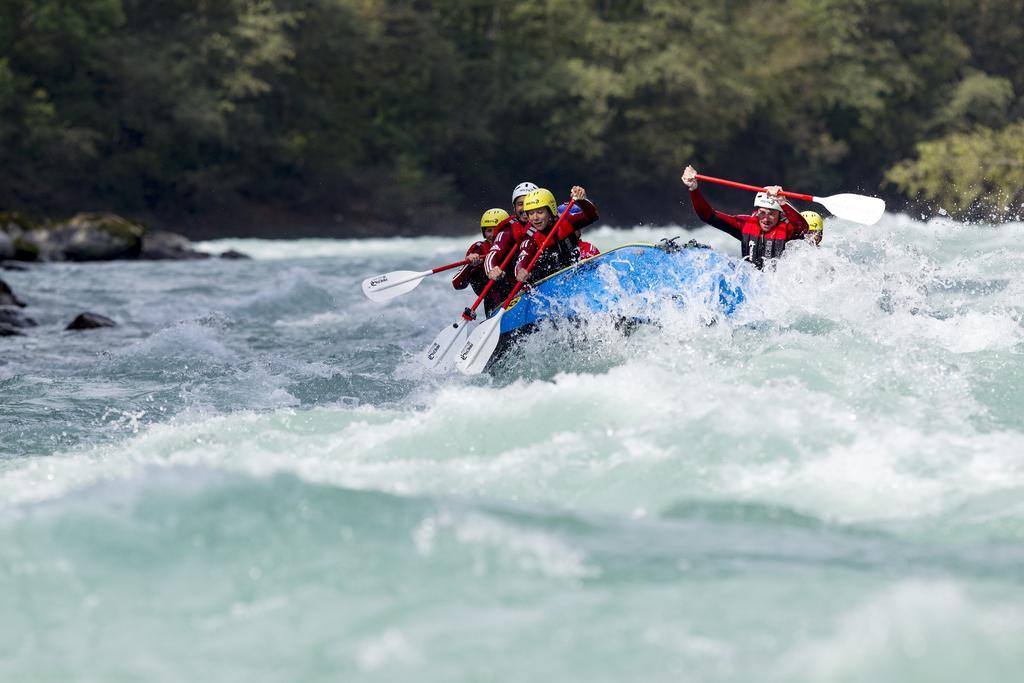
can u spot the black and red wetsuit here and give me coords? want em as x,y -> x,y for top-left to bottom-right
483,215 -> 529,277
688,188 -> 808,269
480,214 -> 529,313
515,199 -> 599,282
452,239 -> 490,297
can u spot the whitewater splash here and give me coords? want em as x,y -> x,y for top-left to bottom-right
3,214 -> 1024,681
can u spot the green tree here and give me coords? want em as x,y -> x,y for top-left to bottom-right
2,0 -> 1024,231
886,120 -> 1024,217
0,0 -> 124,209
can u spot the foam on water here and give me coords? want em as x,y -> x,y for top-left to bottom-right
4,213 -> 1024,681
781,581 -> 1024,681
4,352 -> 1023,539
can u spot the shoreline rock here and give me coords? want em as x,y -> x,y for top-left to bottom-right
28,213 -> 143,261
140,230 -> 213,260
2,211 -> 219,262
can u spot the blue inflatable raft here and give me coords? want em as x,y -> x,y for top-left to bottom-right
489,239 -> 748,363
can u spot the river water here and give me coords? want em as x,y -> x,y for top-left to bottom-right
2,215 -> 1023,681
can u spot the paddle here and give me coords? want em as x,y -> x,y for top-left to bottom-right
419,246 -> 519,372
456,200 -> 576,375
362,258 -> 470,303
694,174 -> 886,225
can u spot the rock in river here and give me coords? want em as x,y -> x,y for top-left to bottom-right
0,278 -> 26,307
66,312 -> 117,330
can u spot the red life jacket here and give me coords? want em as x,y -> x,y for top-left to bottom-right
688,188 -> 807,269
515,199 -> 600,281
478,215 -> 529,312
483,215 -> 528,276
735,216 -> 801,266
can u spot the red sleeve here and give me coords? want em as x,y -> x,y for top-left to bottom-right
781,203 -> 808,239
515,235 -> 538,274
690,188 -> 743,240
453,241 -> 486,290
560,199 -> 599,238
484,228 -> 512,273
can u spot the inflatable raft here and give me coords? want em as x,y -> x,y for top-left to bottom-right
488,239 -> 748,364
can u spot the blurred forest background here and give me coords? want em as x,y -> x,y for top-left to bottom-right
2,0 -> 1023,237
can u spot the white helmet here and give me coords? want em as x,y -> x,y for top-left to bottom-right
753,192 -> 784,212
512,182 -> 539,203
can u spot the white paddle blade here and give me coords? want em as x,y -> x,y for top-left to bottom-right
420,319 -> 471,372
361,270 -> 428,303
455,311 -> 504,375
816,193 -> 886,225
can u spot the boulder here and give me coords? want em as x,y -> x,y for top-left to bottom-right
0,323 -> 24,337
1,212 -> 40,262
219,249 -> 251,260
12,237 -> 39,261
66,312 -> 116,330
32,213 -> 144,261
0,278 -> 26,307
140,230 -> 211,260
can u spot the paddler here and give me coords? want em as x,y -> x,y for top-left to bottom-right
511,181 -> 539,226
482,182 -> 541,310
681,165 -> 808,269
515,186 -> 599,282
452,208 -> 504,299
801,211 -> 824,245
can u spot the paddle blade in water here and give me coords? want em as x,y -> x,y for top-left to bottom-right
816,193 -> 886,225
456,311 -> 504,375
361,270 -> 427,302
420,318 -> 471,372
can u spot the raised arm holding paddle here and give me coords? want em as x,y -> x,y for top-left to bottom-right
681,165 -> 885,268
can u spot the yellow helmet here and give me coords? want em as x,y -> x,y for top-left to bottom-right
479,208 -> 510,229
522,188 -> 558,216
801,211 -> 824,232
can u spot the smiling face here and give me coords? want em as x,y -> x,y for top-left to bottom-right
527,208 -> 553,231
513,196 -> 527,222
754,208 -> 781,231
